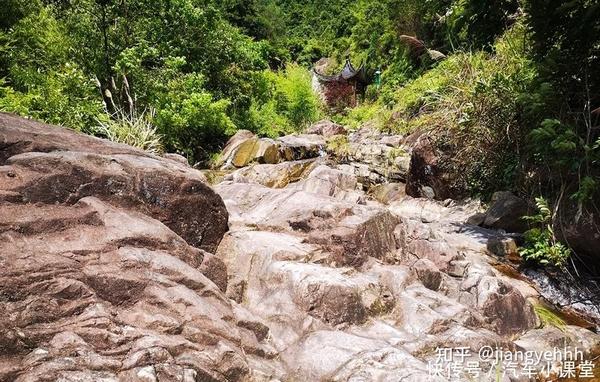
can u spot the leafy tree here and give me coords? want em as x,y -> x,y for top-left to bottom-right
523,0 -> 600,203
446,0 -> 519,50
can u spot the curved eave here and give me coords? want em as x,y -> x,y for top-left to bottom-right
313,68 -> 342,82
313,57 -> 369,84
341,64 -> 365,81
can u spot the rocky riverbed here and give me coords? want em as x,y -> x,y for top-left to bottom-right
0,114 -> 598,381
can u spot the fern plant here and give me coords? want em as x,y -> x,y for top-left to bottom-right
519,197 -> 571,266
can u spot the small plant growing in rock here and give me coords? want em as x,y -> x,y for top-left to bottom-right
519,197 -> 571,267
387,147 -> 406,161
326,135 -> 350,160
533,304 -> 566,331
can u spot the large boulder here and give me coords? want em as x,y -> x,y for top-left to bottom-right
306,120 -> 347,137
481,191 -> 530,233
0,196 -> 273,381
0,114 -> 288,381
405,135 -> 458,200
277,134 -> 326,161
555,200 -> 600,260
0,113 -> 228,253
216,131 -> 327,170
216,130 -> 281,169
215,181 -> 399,266
225,159 -> 319,188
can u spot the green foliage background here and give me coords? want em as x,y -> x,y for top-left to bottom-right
1,0 -> 599,213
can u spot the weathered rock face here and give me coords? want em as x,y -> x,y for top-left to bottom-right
296,165 -> 365,204
211,138 -> 600,380
368,182 -> 406,204
334,126 -> 410,186
224,159 -> 320,188
216,181 -> 398,267
0,197 -> 253,382
306,120 -> 347,137
555,199 -> 600,261
4,114 -> 600,381
0,114 -> 283,381
0,113 -> 228,253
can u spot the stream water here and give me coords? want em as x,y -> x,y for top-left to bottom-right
522,264 -> 600,331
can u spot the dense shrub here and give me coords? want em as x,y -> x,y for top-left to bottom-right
269,64 -> 321,130
0,0 -> 324,162
0,5 -> 103,131
339,24 -> 534,197
522,0 -> 600,204
520,197 -> 572,267
95,109 -> 163,153
152,74 -> 236,163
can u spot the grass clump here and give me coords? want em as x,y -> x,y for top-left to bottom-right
96,109 -> 163,154
335,101 -> 392,131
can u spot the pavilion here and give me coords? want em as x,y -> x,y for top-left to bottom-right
313,57 -> 369,109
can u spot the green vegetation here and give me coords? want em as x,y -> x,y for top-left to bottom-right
96,109 -> 163,153
326,135 -> 351,160
0,0 -> 321,163
520,197 -> 572,267
387,24 -> 534,196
